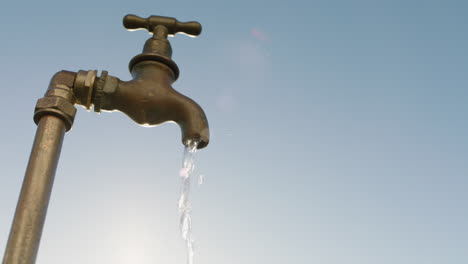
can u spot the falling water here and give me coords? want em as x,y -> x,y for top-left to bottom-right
178,139 -> 199,264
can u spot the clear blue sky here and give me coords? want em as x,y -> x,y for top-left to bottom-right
1,1 -> 467,263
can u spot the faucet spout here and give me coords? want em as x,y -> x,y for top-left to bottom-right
95,61 -> 210,148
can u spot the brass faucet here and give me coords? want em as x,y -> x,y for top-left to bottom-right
3,14 -> 209,264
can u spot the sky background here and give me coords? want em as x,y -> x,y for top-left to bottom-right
1,0 -> 467,263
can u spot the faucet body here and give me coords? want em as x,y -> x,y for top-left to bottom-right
3,14 -> 209,264
90,15 -> 209,148
96,60 -> 209,148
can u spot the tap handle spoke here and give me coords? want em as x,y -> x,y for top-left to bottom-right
123,14 -> 202,37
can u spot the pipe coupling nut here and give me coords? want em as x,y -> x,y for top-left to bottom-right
34,96 -> 77,131
74,70 -> 97,110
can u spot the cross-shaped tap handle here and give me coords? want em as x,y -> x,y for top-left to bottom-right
123,14 -> 202,37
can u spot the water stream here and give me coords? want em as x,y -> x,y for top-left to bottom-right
178,139 -> 199,264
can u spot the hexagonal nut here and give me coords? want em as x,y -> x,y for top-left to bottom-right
34,96 -> 77,131
45,86 -> 74,101
74,70 -> 97,110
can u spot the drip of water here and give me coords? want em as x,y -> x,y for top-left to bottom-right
198,174 -> 205,186
178,139 -> 199,264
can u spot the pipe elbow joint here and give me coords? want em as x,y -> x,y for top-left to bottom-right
34,71 -> 78,131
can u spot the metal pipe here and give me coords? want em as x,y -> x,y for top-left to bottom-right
2,14 -> 209,264
3,115 -> 66,264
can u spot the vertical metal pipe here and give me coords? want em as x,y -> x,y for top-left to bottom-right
3,115 -> 66,264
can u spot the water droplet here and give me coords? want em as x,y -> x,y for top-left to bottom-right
198,174 -> 205,185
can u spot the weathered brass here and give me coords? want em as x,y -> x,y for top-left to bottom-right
95,61 -> 209,148
91,14 -> 210,147
3,116 -> 66,264
74,70 -> 97,110
3,14 -> 209,264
